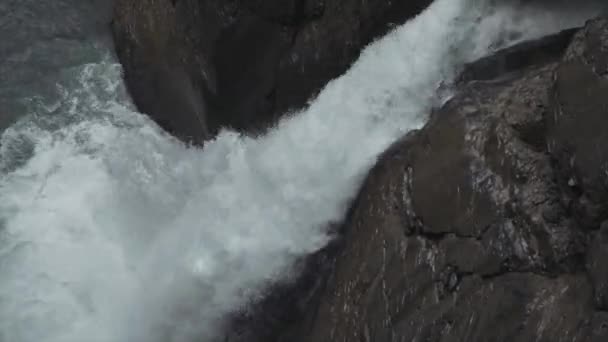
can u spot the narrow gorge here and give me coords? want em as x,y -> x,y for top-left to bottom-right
1,1 -> 608,341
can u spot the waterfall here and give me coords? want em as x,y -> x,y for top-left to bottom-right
0,0 -> 601,341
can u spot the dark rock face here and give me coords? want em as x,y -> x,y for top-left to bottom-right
271,19 -> 608,342
548,18 -> 608,229
111,0 -> 431,143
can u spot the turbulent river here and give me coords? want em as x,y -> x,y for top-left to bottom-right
0,0 -> 603,341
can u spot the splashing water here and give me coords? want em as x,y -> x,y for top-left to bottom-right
0,0 -> 602,341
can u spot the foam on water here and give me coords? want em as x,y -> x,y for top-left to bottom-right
0,0 -> 602,341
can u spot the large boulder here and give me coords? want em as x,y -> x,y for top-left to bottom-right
272,18 -> 608,342
111,0 -> 431,143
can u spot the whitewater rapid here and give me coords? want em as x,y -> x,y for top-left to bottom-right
0,0 -> 602,341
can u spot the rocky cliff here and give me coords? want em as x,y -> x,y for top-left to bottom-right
111,0 -> 431,143
269,18 -> 608,342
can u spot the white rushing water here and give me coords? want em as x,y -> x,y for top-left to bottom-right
0,0 -> 602,341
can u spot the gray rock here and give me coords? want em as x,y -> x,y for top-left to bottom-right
272,17 -> 608,342
587,222 -> 608,309
548,18 -> 608,229
586,312 -> 608,342
111,0 -> 432,143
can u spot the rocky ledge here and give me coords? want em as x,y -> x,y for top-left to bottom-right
267,18 -> 608,342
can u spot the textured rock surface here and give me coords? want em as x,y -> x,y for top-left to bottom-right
269,19 -> 608,342
111,0 -> 431,143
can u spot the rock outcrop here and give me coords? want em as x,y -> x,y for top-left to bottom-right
111,0 -> 431,143
271,18 -> 608,342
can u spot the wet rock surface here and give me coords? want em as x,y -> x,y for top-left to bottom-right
262,18 -> 608,342
111,0 -> 431,143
